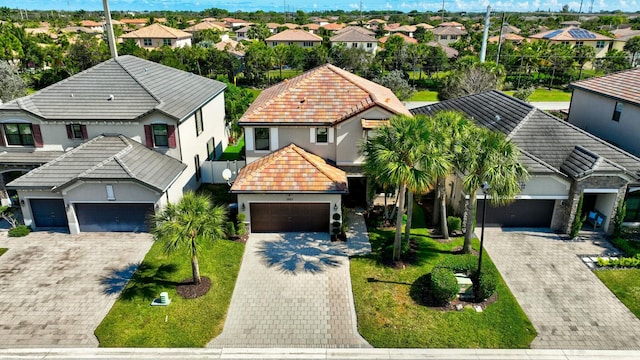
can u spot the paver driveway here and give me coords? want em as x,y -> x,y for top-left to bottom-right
0,231 -> 152,347
484,228 -> 640,350
209,210 -> 371,348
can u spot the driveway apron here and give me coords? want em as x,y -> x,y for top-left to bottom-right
483,228 -> 640,349
0,231 -> 153,347
209,210 -> 371,348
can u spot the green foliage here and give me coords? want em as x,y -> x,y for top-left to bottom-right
439,61 -> 506,101
434,253 -> 477,272
236,212 -> 246,236
613,201 -> 626,238
428,268 -> 459,305
372,69 -> 415,100
474,267 -> 498,301
0,248 -> 7,257
0,61 -> 27,102
595,268 -> 640,319
596,255 -> 640,268
612,237 -> 640,257
8,225 -> 30,237
570,194 -> 585,238
379,233 -> 411,262
226,221 -> 236,236
512,87 -> 535,102
446,216 -> 462,234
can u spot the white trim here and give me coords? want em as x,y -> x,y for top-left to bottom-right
270,128 -> 278,151
583,188 -> 620,194
245,128 -> 254,151
470,194 -> 568,200
328,128 -> 334,143
310,128 -> 315,143
628,187 -> 640,193
337,161 -> 365,166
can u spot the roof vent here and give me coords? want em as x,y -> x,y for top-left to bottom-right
300,97 -> 306,104
70,93 -> 74,98
144,68 -> 148,73
108,94 -> 115,101
495,115 -> 501,121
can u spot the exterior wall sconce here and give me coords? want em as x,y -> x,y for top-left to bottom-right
334,203 -> 338,211
241,203 -> 245,211
20,199 -> 25,206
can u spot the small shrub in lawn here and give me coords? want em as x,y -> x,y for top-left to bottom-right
8,225 -> 30,237
428,268 -> 459,305
473,268 -> 498,301
236,213 -> 246,236
446,216 -> 462,234
226,221 -> 236,237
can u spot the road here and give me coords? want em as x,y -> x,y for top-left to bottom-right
405,101 -> 570,111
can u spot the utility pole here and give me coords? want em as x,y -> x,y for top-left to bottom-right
589,0 -> 594,13
102,0 -> 118,59
441,0 -> 445,21
496,12 -> 506,65
479,5 -> 491,63
578,0 -> 583,22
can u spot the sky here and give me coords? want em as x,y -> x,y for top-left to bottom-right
9,0 -> 640,14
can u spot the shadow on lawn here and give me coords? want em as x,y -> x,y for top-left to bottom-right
100,263 -> 179,300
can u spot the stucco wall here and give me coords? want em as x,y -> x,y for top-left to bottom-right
568,89 -> 640,157
336,107 -> 394,166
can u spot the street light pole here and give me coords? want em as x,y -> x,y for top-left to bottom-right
477,182 -> 489,282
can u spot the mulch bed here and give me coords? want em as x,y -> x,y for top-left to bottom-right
229,234 -> 248,244
176,276 -> 211,299
430,293 -> 498,312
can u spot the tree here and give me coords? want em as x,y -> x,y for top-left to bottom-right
596,49 -> 632,74
152,192 -> 227,285
273,44 -> 288,78
623,36 -> 640,67
574,45 -> 595,80
361,115 -> 446,261
439,62 -> 505,100
244,42 -> 275,84
459,127 -> 528,253
545,43 -> 574,88
66,34 -> 109,74
372,70 -> 415,101
247,23 -> 271,42
0,61 -> 27,103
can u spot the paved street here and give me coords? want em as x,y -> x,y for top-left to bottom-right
209,210 -> 371,348
0,231 -> 153,347
484,228 -> 640,350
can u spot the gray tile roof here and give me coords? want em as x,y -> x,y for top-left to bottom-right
330,29 -> 377,42
0,55 -> 226,122
411,90 -> 640,179
0,151 -> 64,165
7,135 -> 186,192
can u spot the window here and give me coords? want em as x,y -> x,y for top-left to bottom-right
352,42 -> 358,48
316,128 -> 328,143
596,40 -> 606,49
3,123 -> 34,146
440,35 -> 447,40
163,38 -> 172,46
303,42 -> 314,47
574,41 -> 584,47
66,124 -> 85,139
106,185 -> 115,201
561,41 -> 571,45
195,109 -> 203,136
288,42 -> 294,46
625,191 -> 640,222
143,38 -> 152,46
254,128 -> 270,151
194,155 -> 201,181
450,35 -> 458,40
152,124 -> 169,147
206,137 -> 216,160
366,42 -> 373,48
612,102 -> 623,122
272,42 -> 277,46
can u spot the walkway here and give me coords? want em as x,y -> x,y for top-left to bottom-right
208,209 -> 371,348
0,231 -> 152,347
484,228 -> 640,350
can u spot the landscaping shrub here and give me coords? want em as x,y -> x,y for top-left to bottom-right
597,254 -> 640,268
446,216 -> 462,235
570,194 -> 586,238
428,268 -> 459,305
434,254 -> 477,273
612,202 -> 626,238
611,237 -> 640,257
8,225 -> 30,237
226,221 -> 236,237
473,268 -> 498,301
512,87 -> 535,102
236,213 -> 246,236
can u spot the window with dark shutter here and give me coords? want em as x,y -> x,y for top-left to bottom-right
3,123 -> 36,146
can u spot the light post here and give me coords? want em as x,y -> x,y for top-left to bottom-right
477,182 -> 490,283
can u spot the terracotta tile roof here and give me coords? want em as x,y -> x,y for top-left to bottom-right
489,33 -> 525,43
239,64 -> 410,125
426,41 -> 459,58
266,29 -> 322,42
415,23 -> 435,29
330,28 -> 377,42
571,67 -> 640,106
282,23 -> 300,29
361,119 -> 389,129
379,33 -> 418,44
80,20 -> 102,27
335,26 -> 375,36
121,23 -> 192,39
389,25 -> 417,33
231,144 -> 347,193
529,26 -> 611,41
439,21 -> 465,29
303,23 -> 321,30
184,21 -> 226,32
120,18 -> 148,25
322,23 -> 345,31
431,27 -> 467,35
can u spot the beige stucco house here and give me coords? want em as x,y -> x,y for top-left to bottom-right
529,27 -> 612,61
265,29 -> 322,48
330,27 -> 378,53
0,56 -> 227,233
231,64 -> 410,233
120,23 -> 192,49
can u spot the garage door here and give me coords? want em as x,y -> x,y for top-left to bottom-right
250,203 -> 330,233
75,203 -> 154,232
476,199 -> 555,228
30,199 -> 68,228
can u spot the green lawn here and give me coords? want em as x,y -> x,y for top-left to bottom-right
95,238 -> 244,347
595,269 -> 640,319
268,69 -> 303,79
504,88 -> 572,102
350,203 -> 536,348
408,90 -> 439,101
218,137 -> 244,161
0,248 -> 7,256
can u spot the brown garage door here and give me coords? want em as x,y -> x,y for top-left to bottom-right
476,199 -> 555,228
250,203 -> 330,233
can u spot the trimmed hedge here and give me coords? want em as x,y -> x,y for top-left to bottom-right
446,216 -> 462,234
8,225 -> 30,237
428,268 -> 459,305
597,255 -> 640,268
474,268 -> 498,301
611,237 -> 640,258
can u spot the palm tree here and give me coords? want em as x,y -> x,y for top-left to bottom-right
361,115 -> 446,261
152,192 -> 228,285
459,127 -> 528,253
428,110 -> 473,239
574,45 -> 595,80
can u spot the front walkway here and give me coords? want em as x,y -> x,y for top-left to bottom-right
0,231 -> 152,347
484,228 -> 640,349
208,210 -> 371,348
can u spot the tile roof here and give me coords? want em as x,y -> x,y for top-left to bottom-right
184,21 -> 227,32
335,26 -> 375,36
120,18 -> 148,24
570,67 -> 640,106
411,90 -> 640,179
239,64 -> 410,125
266,29 -> 322,42
431,27 -> 468,35
231,144 -> 347,193
389,25 -> 417,33
415,23 -> 435,29
489,33 -> 525,43
529,26 -> 611,41
80,20 -> 102,27
0,151 -> 64,165
121,23 -> 192,39
8,135 -> 186,192
0,55 -> 226,121
330,28 -> 377,42
426,41 -> 459,58
379,33 -> 418,44
612,28 -> 640,41
322,23 -> 345,31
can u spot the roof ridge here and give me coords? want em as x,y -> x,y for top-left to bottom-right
115,56 -> 163,105
291,144 -> 343,183
112,136 -> 136,178
507,106 -> 538,139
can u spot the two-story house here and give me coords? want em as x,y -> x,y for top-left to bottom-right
230,64 -> 410,233
330,27 -> 378,53
528,27 -> 613,66
265,29 -> 322,48
568,67 -> 640,225
120,23 -> 192,49
0,55 -> 227,234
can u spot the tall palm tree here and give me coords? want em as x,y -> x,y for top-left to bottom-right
459,127 -> 529,253
152,191 -> 227,285
362,115 -> 447,261
428,110 -> 473,239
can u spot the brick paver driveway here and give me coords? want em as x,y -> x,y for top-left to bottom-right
484,228 -> 640,349
0,231 -> 152,347
209,210 -> 371,348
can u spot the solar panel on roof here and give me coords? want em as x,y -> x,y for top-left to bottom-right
568,29 -> 597,39
542,29 -> 563,39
